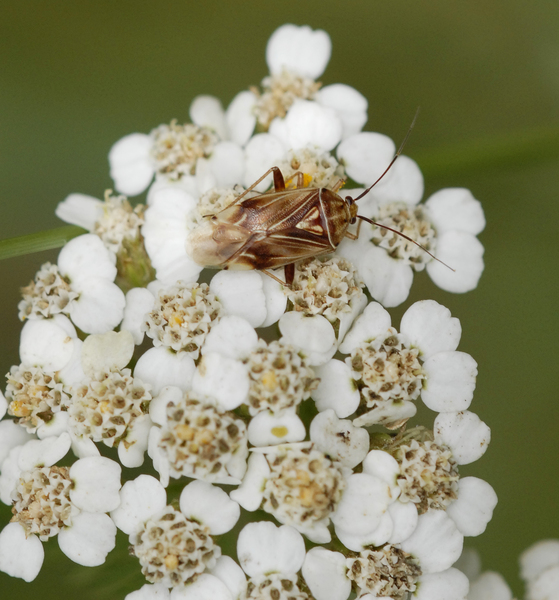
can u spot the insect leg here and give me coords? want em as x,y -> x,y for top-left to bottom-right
262,268 -> 289,287
284,171 -> 306,190
284,263 -> 295,286
331,178 -> 346,193
344,231 -> 358,240
234,167 -> 287,205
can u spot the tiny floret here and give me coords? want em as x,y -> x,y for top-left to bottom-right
150,120 -> 219,179
11,466 -> 74,540
285,256 -> 364,320
131,505 -> 219,587
143,282 -> 223,358
243,340 -> 318,416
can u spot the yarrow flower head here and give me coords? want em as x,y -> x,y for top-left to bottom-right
0,22 -> 501,600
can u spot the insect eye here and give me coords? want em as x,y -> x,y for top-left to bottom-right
346,197 -> 354,206
350,217 -> 357,224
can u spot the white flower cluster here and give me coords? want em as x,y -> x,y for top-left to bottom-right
0,23 -> 497,600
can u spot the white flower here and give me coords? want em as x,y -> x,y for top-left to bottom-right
232,442 -> 394,546
520,540 -> 559,600
237,522 -> 310,599
141,183 -> 204,284
313,300 -> 478,426
109,119 -> 244,197
18,234 -> 125,334
335,153 -> 485,306
111,476 -> 239,588
278,257 -> 367,366
0,455 -> 121,580
148,389 -> 248,486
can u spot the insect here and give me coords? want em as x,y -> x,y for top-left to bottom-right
186,113 -> 451,286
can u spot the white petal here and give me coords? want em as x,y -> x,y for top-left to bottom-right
248,411 -> 306,446
317,84 -> 368,139
190,95 -> 227,139
0,523 -> 44,582
69,431 -> 100,459
400,300 -> 461,360
18,433 -> 71,470
111,475 -> 166,535
434,411 -> 490,465
360,246 -> 413,308
210,556 -> 247,600
425,188 -> 485,236
468,572 -> 512,600
362,450 -> 400,498
453,547 -> 481,581
313,360 -> 360,418
69,278 -> 126,334
202,315 -> 258,360
226,91 -> 257,146
266,24 -> 331,78
192,353 -> 249,410
210,141 -> 245,188
57,337 -> 86,388
278,100 -> 342,152
125,583 -> 171,600
171,573 -> 233,600
147,427 -> 169,488
302,547 -> 351,600
279,312 -> 337,366
58,512 -> 116,566
259,270 -> 288,328
55,193 -> 103,230
210,271 -> 267,327
520,540 -> 559,583
0,420 -> 34,465
36,411 -> 70,439
109,133 -> 154,196
368,155 -> 424,206
337,132 -> 395,186
81,330 -> 134,376
338,293 -> 368,344
426,231 -> 484,293
0,447 -> 22,505
180,480 -> 240,535
388,500 -> 418,544
310,409 -> 368,469
20,319 -> 75,371
353,400 -> 417,428
118,414 -> 152,468
422,351 -> 477,412
237,522 -> 305,577
331,473 -> 391,536
135,347 -> 196,395
243,133 -> 286,191
338,301 -> 392,354
400,510 -> 463,574
149,386 -> 185,426
528,566 -> 559,600
446,477 -> 497,537
335,511 -> 393,551
414,568 -> 469,600
121,287 -> 156,345
58,233 -> 117,284
229,453 -> 269,511
70,456 -> 121,512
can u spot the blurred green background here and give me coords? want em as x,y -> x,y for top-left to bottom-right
1,1 -> 558,598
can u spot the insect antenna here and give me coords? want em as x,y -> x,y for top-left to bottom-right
352,107 -> 420,203
356,214 -> 455,272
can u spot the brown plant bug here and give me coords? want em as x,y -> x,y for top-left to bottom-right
186,110 -> 452,286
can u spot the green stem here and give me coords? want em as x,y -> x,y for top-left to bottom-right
415,124 -> 559,179
0,225 -> 86,260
